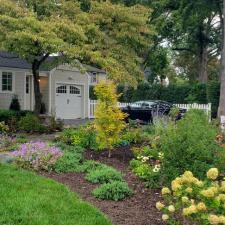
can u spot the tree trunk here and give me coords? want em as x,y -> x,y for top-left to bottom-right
218,0 -> 225,117
198,46 -> 208,83
32,60 -> 42,114
108,149 -> 111,158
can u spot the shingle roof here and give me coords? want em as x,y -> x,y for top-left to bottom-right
0,51 -> 33,70
0,51 -> 106,73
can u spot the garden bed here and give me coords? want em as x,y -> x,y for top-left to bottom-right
44,146 -> 165,225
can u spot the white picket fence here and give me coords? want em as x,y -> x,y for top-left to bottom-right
174,103 -> 212,118
89,100 -> 212,119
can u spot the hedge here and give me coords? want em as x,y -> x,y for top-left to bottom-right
0,109 -> 32,123
117,82 -> 219,118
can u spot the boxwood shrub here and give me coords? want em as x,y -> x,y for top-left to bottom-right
92,181 -> 133,201
85,165 -> 123,184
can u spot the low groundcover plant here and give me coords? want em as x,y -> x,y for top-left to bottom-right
156,168 -> 225,225
11,141 -> 63,171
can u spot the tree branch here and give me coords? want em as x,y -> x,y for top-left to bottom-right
37,53 -> 50,67
172,47 -> 195,54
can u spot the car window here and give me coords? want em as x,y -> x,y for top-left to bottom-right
142,103 -> 150,108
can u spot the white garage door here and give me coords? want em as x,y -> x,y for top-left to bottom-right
55,84 -> 83,119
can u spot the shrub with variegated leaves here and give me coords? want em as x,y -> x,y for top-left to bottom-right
11,141 -> 63,171
156,168 -> 225,225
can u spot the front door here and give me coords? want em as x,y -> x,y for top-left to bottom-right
55,84 -> 83,119
25,75 -> 32,110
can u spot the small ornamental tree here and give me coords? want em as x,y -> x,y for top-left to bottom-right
94,81 -> 127,157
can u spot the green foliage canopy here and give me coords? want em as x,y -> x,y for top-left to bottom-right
0,0 -> 154,85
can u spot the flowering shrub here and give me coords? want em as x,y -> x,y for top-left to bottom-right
130,145 -> 163,188
11,142 -> 63,171
156,168 -> 225,225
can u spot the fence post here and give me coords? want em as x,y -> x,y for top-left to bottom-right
208,103 -> 212,122
88,99 -> 90,119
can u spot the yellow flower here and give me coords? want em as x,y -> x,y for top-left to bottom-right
162,214 -> 169,221
181,196 -> 189,204
218,194 -> 225,202
211,186 -> 219,194
156,202 -> 165,211
190,177 -> 200,184
168,205 -> 175,213
171,180 -> 182,191
196,180 -> 204,187
212,181 -> 219,187
208,215 -> 220,225
185,187 -> 193,193
219,216 -> 225,224
161,187 -> 171,195
201,188 -> 216,198
182,205 -> 197,216
207,168 -> 219,180
181,171 -> 200,184
196,202 -> 207,211
183,171 -> 194,177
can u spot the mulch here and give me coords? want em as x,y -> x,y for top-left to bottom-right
43,146 -> 166,225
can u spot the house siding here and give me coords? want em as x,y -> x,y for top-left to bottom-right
0,70 -> 25,110
88,72 -> 107,85
0,63 -> 106,119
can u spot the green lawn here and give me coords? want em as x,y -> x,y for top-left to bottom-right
0,164 -> 113,225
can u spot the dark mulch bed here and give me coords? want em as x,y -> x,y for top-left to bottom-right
44,146 -> 165,225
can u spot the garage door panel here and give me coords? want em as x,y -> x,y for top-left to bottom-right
55,84 -> 83,119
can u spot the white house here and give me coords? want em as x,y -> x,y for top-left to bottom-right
0,52 -> 106,120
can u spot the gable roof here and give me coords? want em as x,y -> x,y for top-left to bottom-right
0,51 -> 105,73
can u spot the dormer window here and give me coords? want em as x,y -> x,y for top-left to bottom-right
91,72 -> 97,84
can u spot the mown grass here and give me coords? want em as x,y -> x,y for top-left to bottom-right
0,164 -> 113,225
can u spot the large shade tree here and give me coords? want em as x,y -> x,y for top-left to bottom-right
116,0 -> 222,83
0,0 -> 153,113
218,0 -> 225,117
148,0 -> 221,83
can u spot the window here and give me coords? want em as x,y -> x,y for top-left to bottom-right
2,72 -> 13,92
70,85 -> 80,94
91,72 -> 97,84
56,85 -> 67,93
26,76 -> 30,94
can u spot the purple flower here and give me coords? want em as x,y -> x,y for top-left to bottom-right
11,141 -> 63,171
